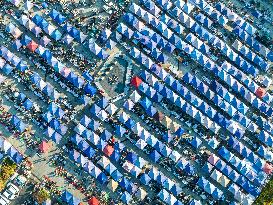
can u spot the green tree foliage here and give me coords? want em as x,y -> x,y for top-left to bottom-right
33,188 -> 50,204
0,157 -> 16,190
254,176 -> 273,205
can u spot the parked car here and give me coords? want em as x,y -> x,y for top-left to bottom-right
2,183 -> 20,201
0,195 -> 10,205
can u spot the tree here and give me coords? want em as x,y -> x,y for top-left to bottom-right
0,158 -> 17,190
33,188 -> 50,204
255,176 -> 273,205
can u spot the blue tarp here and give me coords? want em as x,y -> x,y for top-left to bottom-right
23,99 -> 33,110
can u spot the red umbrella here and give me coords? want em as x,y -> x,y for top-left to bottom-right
39,140 -> 50,153
88,196 -> 99,205
255,87 -> 266,98
263,163 -> 273,174
131,76 -> 142,88
27,41 -> 38,52
103,145 -> 114,157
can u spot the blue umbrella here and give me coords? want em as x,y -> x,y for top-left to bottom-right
97,97 -> 109,109
88,119 -> 100,131
84,146 -> 96,158
23,99 -> 33,110
105,163 -> 117,175
96,139 -> 107,150
108,147 -> 120,160
49,9 -> 59,20
163,132 -> 175,143
38,19 -> 49,29
120,192 -> 132,204
63,23 -> 73,32
111,169 -> 123,181
69,27 -> 80,38
73,76 -> 85,89
51,30 -> 62,41
215,159 -> 226,170
100,130 -> 112,141
125,118 -> 136,129
69,196 -> 80,205
10,115 -> 20,126
222,165 -> 233,176
32,14 -> 43,25
140,174 -> 151,185
84,83 -> 97,96
17,93 -> 26,102
56,14 -> 66,24
82,130 -> 92,139
12,152 -> 23,164
157,173 -> 167,184
16,121 -> 26,133
7,147 -> 17,159
42,50 -> 52,60
16,61 -> 28,72
90,104 -> 101,116
80,115 -> 91,127
80,95 -> 91,106
57,124 -> 67,135
2,64 -> 14,75
140,97 -> 152,110
50,119 -> 60,129
61,190 -> 73,203
52,132 -> 62,144
149,150 -> 161,162
190,137 -> 202,148
20,35 -> 32,46
79,140 -> 89,151
12,40 -> 22,50
44,126 -> 55,138
184,164 -> 195,175
55,107 -> 65,119
202,162 -> 213,174
126,152 -> 138,164
119,177 -> 130,190
71,134 -> 82,145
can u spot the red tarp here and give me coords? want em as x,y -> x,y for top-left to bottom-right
88,196 -> 99,205
103,145 -> 114,157
256,87 -> 266,98
39,141 -> 50,153
131,76 -> 142,88
27,41 -> 38,52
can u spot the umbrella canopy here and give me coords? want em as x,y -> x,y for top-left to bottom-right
120,192 -> 132,204
131,76 -> 142,88
27,41 -> 38,52
256,87 -> 266,98
103,145 -> 114,157
39,141 -> 50,153
208,154 -> 219,165
107,179 -> 118,192
52,132 -> 62,144
263,163 -> 273,174
88,197 -> 99,205
23,99 -> 33,110
135,187 -> 147,200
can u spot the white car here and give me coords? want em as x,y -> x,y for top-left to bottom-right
2,183 -> 19,201
0,195 -> 10,205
